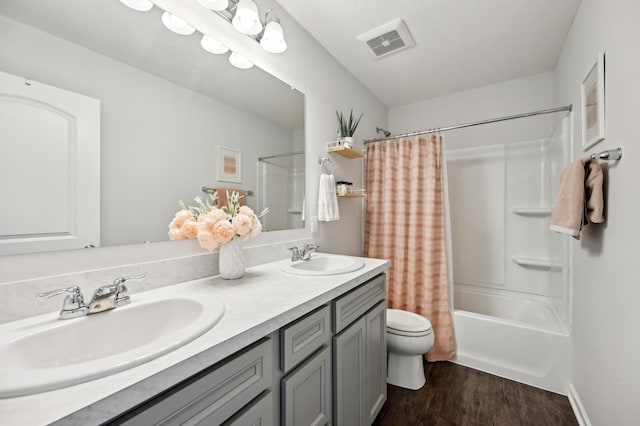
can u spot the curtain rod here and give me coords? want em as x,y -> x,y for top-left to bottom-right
364,105 -> 572,144
258,150 -> 304,161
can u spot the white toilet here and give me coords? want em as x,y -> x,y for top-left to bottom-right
386,308 -> 434,390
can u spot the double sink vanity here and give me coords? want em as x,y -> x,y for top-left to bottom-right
0,252 -> 390,425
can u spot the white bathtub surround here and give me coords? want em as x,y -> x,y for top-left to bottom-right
447,124 -> 571,394
0,255 -> 390,425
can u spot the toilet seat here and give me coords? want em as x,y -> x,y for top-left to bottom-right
386,309 -> 433,337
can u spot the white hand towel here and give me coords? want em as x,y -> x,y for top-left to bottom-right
318,173 -> 340,221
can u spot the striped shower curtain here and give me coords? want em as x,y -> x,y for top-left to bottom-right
364,134 -> 455,361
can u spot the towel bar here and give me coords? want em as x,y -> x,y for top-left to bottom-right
201,186 -> 254,196
591,148 -> 622,161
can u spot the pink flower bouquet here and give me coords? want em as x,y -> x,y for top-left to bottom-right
169,191 -> 267,251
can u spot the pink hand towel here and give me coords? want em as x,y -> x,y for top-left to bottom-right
550,157 -> 604,239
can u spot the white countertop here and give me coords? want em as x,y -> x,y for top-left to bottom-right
0,255 -> 390,425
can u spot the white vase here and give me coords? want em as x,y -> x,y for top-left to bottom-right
343,136 -> 353,148
218,238 -> 245,279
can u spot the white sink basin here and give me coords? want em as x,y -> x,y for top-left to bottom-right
0,286 -> 224,398
279,253 -> 365,276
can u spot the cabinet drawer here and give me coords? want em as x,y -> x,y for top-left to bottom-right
333,274 -> 386,333
120,339 -> 272,426
222,391 -> 273,426
281,305 -> 331,373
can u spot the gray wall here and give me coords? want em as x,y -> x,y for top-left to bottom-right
554,0 -> 640,423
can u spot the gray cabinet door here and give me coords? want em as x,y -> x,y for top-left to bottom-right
333,316 -> 366,426
282,346 -> 332,426
365,301 -> 387,424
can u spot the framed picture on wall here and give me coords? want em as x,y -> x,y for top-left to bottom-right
217,147 -> 242,183
581,52 -> 605,150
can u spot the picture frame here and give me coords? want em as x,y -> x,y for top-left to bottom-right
581,52 -> 605,151
216,147 -> 242,183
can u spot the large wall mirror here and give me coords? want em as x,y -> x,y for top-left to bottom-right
0,0 -> 305,256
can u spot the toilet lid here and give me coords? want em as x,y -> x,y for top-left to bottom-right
386,309 -> 432,333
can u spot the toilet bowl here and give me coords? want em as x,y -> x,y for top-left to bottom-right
386,308 -> 434,390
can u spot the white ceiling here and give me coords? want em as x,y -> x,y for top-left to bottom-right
276,0 -> 581,107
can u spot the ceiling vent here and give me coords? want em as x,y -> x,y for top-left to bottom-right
356,18 -> 416,59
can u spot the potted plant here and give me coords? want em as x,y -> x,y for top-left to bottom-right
336,109 -> 363,148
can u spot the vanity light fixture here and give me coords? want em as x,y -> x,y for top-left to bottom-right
119,0 -> 153,12
161,11 -> 196,35
195,0 -> 229,11
260,17 -> 287,54
232,0 -> 263,35
201,34 -> 229,54
229,51 -> 254,69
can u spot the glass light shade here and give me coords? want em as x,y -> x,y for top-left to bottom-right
161,11 -> 196,35
201,35 -> 229,54
229,52 -> 254,69
260,20 -> 287,53
195,0 -> 229,11
119,0 -> 153,12
231,0 -> 263,35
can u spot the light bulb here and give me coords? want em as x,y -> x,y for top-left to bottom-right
260,20 -> 287,53
232,0 -> 263,35
229,52 -> 254,69
161,11 -> 196,36
119,0 -> 153,12
195,0 -> 229,11
201,35 -> 229,55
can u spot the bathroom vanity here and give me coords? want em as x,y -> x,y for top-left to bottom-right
0,254 -> 390,426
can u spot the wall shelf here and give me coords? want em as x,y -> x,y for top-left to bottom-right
512,207 -> 552,217
327,145 -> 365,158
512,256 -> 563,270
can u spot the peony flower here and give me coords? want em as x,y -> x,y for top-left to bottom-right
171,209 -> 195,228
196,226 -> 219,251
250,215 -> 262,237
232,214 -> 252,236
168,227 -> 187,240
181,219 -> 198,239
212,220 -> 236,244
238,206 -> 254,217
200,208 -> 227,226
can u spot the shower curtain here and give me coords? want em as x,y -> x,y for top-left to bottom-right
364,134 -> 455,361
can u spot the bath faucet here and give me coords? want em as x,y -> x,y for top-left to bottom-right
37,275 -> 145,319
288,244 -> 319,261
37,285 -> 88,319
87,275 -> 145,314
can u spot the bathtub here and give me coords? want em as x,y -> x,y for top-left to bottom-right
452,288 -> 570,394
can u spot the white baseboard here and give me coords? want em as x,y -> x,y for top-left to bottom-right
568,383 -> 591,426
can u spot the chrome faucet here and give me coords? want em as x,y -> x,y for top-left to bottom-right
36,285 -> 88,319
288,243 -> 319,261
37,275 -> 145,319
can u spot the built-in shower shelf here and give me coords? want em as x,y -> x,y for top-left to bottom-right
512,207 -> 552,217
512,256 -> 563,270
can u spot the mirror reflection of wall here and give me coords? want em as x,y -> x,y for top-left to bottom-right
0,0 -> 305,255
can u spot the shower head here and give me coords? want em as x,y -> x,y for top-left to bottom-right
376,126 -> 391,137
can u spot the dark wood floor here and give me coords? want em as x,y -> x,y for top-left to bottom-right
373,361 -> 578,426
